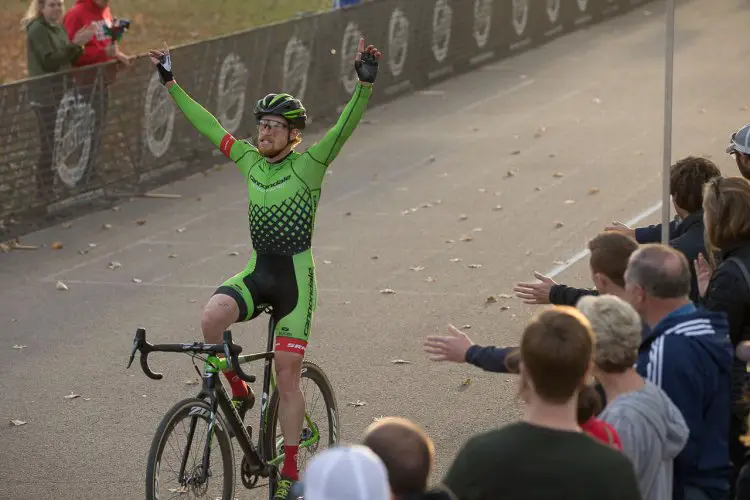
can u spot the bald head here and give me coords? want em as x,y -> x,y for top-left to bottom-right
362,417 -> 435,498
625,244 -> 691,299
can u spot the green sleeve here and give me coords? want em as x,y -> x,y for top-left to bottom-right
306,82 -> 372,167
168,83 -> 258,169
28,22 -> 82,73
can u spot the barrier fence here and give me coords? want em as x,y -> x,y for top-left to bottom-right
0,0 -> 654,239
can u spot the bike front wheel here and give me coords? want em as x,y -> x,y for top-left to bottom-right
263,361 -> 340,488
145,397 -> 234,499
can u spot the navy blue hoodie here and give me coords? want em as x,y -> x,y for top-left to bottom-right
636,303 -> 733,499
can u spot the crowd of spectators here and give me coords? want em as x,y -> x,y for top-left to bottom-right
287,124 -> 750,500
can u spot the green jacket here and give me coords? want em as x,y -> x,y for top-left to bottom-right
25,16 -> 82,78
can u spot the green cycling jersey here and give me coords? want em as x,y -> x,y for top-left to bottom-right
168,82 -> 373,256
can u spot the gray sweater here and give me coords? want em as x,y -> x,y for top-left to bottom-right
599,380 -> 690,500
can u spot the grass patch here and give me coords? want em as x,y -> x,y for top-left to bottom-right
2,0 -> 333,84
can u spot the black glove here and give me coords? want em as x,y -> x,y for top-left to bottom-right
354,51 -> 378,84
155,52 -> 174,85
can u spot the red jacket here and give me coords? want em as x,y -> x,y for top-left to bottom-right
581,417 -> 623,450
63,0 -> 114,67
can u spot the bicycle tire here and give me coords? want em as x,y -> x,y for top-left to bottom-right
262,360 -> 340,496
145,397 -> 235,500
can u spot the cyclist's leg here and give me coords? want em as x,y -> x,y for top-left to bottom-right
203,253 -> 263,400
270,252 -> 317,486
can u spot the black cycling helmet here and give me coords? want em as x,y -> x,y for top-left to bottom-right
254,93 -> 307,130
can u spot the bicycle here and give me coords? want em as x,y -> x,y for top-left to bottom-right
127,306 -> 340,499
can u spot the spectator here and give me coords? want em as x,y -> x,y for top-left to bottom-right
577,382 -> 624,450
726,125 -> 750,181
695,176 -> 750,493
22,0 -> 96,200
625,244 -> 733,500
442,306 -> 642,500
513,231 -> 639,307
577,294 -> 689,500
297,444 -> 391,500
606,156 -> 721,302
426,231 -> 641,375
363,417 -> 456,500
61,0 -> 131,185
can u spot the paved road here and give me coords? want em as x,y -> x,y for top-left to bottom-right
2,1 -> 748,498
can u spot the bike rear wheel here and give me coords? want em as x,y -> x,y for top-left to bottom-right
263,360 -> 340,495
145,397 -> 235,499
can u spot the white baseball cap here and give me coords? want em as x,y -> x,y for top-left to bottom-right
301,445 -> 391,500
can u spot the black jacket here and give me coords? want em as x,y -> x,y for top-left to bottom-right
702,243 -> 750,348
634,212 -> 706,303
548,285 -> 598,306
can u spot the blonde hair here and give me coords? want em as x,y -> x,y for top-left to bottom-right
702,176 -> 750,268
21,0 -> 62,29
577,295 -> 642,373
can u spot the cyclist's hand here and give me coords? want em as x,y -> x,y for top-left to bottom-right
354,37 -> 381,84
423,324 -> 474,363
605,221 -> 636,240
513,271 -> 556,304
148,41 -> 174,85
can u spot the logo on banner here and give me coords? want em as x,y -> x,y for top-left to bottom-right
547,0 -> 560,23
283,36 -> 311,101
144,71 -> 175,159
217,52 -> 248,135
512,0 -> 529,37
432,0 -> 452,63
388,7 -> 409,77
473,0 -> 492,49
53,89 -> 95,188
341,21 -> 363,93
577,0 -> 588,11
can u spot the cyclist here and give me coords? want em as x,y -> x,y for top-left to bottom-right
148,37 -> 381,498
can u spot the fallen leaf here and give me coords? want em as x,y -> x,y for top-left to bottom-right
493,205 -> 503,211
460,236 -> 474,242
380,288 -> 396,295
510,151 -> 521,156
88,243 -> 97,248
12,345 -> 27,350
445,239 -> 455,244
107,261 -> 122,270
61,222 -> 72,229
462,325 -> 472,329
50,242 -> 64,250
468,264 -> 483,269
462,378 -> 472,386
699,108 -> 707,114
554,221 -> 564,228
425,277 -> 436,283
553,172 -> 564,178
391,359 -> 412,364
564,199 -> 575,204
184,380 -> 198,386
345,211 -> 352,216
228,251 -> 240,256
434,200 -> 443,205
421,203 -> 432,208
323,260 -> 332,265
112,206 -> 121,212
535,187 -> 541,191
504,170 -> 517,179
64,393 -> 80,400
56,281 -> 69,291
168,254 -> 178,259
588,187 -> 600,195
486,296 -> 498,304
78,249 -> 89,255
549,153 -> 556,158
371,255 -> 379,260
401,210 -> 411,215
450,258 -> 461,263
554,260 -> 565,265
500,305 -> 510,311
459,214 -> 468,221
102,223 -> 112,230
167,486 -> 188,494
427,155 -> 436,163
472,227 -> 483,232
10,420 -> 27,426
83,398 -> 91,401
592,97 -> 602,104
176,227 -> 186,233
526,250 -> 532,256
410,266 -> 425,272
136,219 -> 147,226
478,188 -> 487,193
347,400 -> 367,407
132,278 -> 143,284
498,294 -> 512,299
